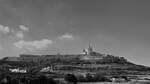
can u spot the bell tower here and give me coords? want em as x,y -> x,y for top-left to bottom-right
88,43 -> 93,55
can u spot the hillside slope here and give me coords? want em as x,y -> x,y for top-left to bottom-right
1,54 -> 150,76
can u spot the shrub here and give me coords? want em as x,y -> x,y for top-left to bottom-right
64,74 -> 77,84
77,73 -> 111,82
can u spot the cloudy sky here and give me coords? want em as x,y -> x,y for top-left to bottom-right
0,0 -> 150,66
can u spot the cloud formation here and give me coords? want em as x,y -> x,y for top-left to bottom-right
19,25 -> 29,31
0,24 -> 29,39
15,31 -> 24,39
14,39 -> 53,51
0,24 -> 10,34
14,25 -> 29,39
59,33 -> 74,40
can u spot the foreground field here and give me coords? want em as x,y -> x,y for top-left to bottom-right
80,82 -> 129,84
79,81 -> 150,84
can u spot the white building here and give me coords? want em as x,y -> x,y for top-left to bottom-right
9,68 -> 27,73
82,44 -> 94,55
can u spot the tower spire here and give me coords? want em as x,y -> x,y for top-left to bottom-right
89,42 -> 91,48
88,42 -> 93,55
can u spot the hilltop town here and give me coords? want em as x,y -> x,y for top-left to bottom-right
3,44 -> 104,62
0,45 -> 150,84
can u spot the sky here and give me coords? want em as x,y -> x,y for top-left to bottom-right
0,0 -> 150,66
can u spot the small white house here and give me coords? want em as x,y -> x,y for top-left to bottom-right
40,66 -> 54,72
9,68 -> 27,73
